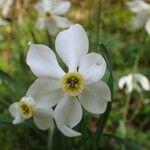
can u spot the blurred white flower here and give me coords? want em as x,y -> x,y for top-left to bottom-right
0,0 -> 13,17
26,24 -> 111,137
35,0 -> 72,35
0,0 -> 4,6
127,0 -> 150,35
118,73 -> 150,94
0,34 -> 3,41
0,18 -> 7,26
9,82 -> 54,130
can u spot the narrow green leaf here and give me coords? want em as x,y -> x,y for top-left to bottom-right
94,43 -> 113,149
0,119 -> 12,125
0,69 -> 25,92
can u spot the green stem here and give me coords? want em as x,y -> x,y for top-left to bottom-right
93,44 -> 113,150
96,0 -> 101,47
88,0 -> 92,51
47,123 -> 55,150
46,29 -> 54,49
123,94 -> 131,125
129,92 -> 143,123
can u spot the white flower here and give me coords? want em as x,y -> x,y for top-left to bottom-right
26,24 -> 111,137
127,0 -> 150,35
0,0 -> 13,17
9,82 -> 54,130
118,73 -> 150,94
35,0 -> 72,35
0,18 -> 7,26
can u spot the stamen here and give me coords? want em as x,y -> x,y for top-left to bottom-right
19,101 -> 32,119
61,72 -> 85,96
45,11 -> 52,19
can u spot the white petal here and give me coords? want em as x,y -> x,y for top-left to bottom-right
9,102 -> 19,118
132,11 -> 149,29
26,44 -> 65,78
26,78 -> 63,108
35,0 -> 52,13
2,0 -> 13,17
145,18 -> 150,35
13,115 -> 24,125
134,73 -> 150,91
54,96 -> 82,137
42,0 -> 52,11
52,1 -> 71,15
9,102 -> 24,124
118,75 -> 133,93
46,19 -> 60,35
0,0 -> 4,6
33,108 -> 54,130
55,96 -> 82,128
79,81 -> 111,114
58,125 -> 81,137
79,53 -> 106,84
55,24 -> 89,71
36,17 -> 46,30
0,18 -> 7,26
53,15 -> 72,28
127,0 -> 149,13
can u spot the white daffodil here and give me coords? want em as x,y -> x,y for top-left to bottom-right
35,0 -> 72,35
9,82 -> 54,130
118,73 -> 150,94
0,0 -> 13,17
127,0 -> 150,35
26,24 -> 111,137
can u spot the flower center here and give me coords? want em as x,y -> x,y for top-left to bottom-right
61,72 -> 85,96
45,11 -> 52,19
19,101 -> 32,119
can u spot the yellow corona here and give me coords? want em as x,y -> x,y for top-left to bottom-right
19,101 -> 32,119
61,72 -> 85,96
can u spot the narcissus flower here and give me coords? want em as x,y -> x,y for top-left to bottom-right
9,82 -> 54,130
127,0 -> 150,35
118,73 -> 150,94
35,0 -> 72,35
0,0 -> 13,17
27,24 -> 111,137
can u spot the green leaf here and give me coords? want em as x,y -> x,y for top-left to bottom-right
102,133 -> 146,150
100,43 -> 113,91
0,119 -> 12,125
0,69 -> 25,93
94,44 -> 113,149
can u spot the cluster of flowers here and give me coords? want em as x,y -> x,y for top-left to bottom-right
0,0 -> 71,39
9,0 -> 111,137
118,0 -> 150,95
9,24 -> 111,137
7,0 -> 150,137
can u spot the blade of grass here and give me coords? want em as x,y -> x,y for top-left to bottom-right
0,119 -> 12,125
94,44 -> 113,149
0,69 -> 25,93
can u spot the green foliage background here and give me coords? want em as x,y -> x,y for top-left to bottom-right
0,0 -> 149,149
